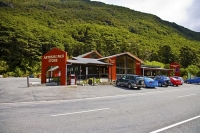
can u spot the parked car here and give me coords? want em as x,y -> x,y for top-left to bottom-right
185,77 -> 200,84
143,77 -> 158,88
116,74 -> 145,89
172,76 -> 184,85
170,77 -> 182,86
154,75 -> 170,87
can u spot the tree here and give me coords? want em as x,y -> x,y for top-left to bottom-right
186,65 -> 200,76
157,45 -> 176,64
179,46 -> 198,68
180,68 -> 188,77
144,61 -> 165,68
0,60 -> 9,74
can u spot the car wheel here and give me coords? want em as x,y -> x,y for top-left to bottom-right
144,83 -> 147,88
165,83 -> 168,87
158,82 -> 162,87
137,87 -> 141,89
116,81 -> 121,86
128,83 -> 132,89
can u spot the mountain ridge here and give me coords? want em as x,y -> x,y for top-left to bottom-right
0,0 -> 199,75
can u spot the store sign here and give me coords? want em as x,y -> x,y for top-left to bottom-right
43,54 -> 64,62
170,64 -> 179,68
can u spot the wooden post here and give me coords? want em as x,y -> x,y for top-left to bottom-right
27,76 -> 30,87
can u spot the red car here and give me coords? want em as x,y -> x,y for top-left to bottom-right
170,77 -> 182,86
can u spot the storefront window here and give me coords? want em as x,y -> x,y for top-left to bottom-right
116,68 -> 125,74
116,55 -> 136,75
88,66 -> 98,74
116,56 -> 125,74
127,56 -> 135,74
116,56 -> 125,68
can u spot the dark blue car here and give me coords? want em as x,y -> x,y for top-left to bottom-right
185,77 -> 200,84
116,74 -> 145,89
154,75 -> 170,87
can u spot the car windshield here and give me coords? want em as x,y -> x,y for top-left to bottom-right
164,77 -> 169,80
172,78 -> 178,80
155,76 -> 161,79
145,78 -> 154,81
136,76 -> 143,80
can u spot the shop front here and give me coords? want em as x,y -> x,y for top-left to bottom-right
42,48 -> 175,85
99,52 -> 144,80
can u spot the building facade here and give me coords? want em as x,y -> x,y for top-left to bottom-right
43,48 -> 173,85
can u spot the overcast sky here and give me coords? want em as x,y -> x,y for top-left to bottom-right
91,0 -> 200,32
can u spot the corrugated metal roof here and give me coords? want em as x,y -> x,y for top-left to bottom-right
48,57 -> 112,71
68,57 -> 112,65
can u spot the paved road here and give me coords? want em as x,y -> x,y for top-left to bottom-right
0,78 -> 200,133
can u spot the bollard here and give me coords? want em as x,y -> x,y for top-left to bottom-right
93,77 -> 95,86
27,76 -> 30,87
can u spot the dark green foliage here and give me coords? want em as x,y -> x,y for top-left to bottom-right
179,46 -> 198,68
157,45 -> 176,64
0,0 -> 200,75
180,68 -> 188,78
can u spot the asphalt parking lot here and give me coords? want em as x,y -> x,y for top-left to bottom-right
1,78 -> 200,133
0,77 -> 198,103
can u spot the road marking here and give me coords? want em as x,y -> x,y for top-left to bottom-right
150,115 -> 200,133
51,108 -> 110,117
178,94 -> 196,98
0,88 -> 184,106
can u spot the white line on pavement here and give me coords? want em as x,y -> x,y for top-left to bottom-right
149,115 -> 200,133
0,88 -> 183,106
51,108 -> 110,117
177,94 -> 196,98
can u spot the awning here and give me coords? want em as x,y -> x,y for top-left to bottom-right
48,57 -> 112,72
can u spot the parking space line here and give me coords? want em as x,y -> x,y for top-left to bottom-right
177,94 -> 196,98
150,115 -> 200,133
51,108 -> 110,117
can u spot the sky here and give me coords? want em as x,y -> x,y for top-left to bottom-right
91,0 -> 200,32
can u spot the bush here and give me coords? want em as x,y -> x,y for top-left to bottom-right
186,65 -> 200,76
3,73 -> 8,78
52,77 -> 60,82
13,67 -> 24,77
180,68 -> 187,77
81,79 -> 88,85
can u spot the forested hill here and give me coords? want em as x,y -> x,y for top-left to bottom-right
0,0 -> 200,76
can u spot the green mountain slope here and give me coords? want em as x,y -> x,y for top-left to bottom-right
0,0 -> 200,75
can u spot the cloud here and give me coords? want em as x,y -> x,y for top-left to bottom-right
182,0 -> 200,32
91,0 -> 200,32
